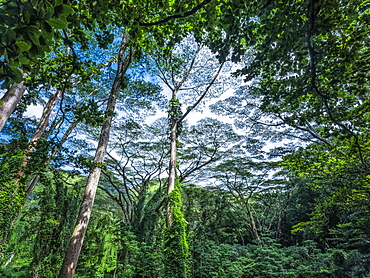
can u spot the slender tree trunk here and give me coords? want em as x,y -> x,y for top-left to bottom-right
21,70 -> 104,201
7,89 -> 62,216
165,61 -> 224,226
162,52 -> 225,278
23,119 -> 79,203
18,90 -> 62,178
166,119 -> 178,227
0,81 -> 27,132
167,121 -> 178,196
7,90 -> 62,230
246,205 -> 261,243
59,33 -> 132,278
166,87 -> 179,227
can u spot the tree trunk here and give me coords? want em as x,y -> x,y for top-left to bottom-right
166,87 -> 180,227
18,90 -> 62,178
23,116 -> 79,204
246,204 -> 261,243
165,61 -> 224,226
59,33 -> 132,278
167,121 -> 178,195
6,90 -> 62,233
0,81 -> 26,132
166,119 -> 178,227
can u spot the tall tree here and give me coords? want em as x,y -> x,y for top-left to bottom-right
59,32 -> 134,277
59,0 -> 226,276
145,37 -> 228,220
146,37 -> 233,278
208,0 -> 370,234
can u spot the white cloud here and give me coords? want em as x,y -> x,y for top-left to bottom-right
24,104 -> 43,119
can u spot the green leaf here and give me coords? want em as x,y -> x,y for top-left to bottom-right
47,18 -> 67,29
15,41 -> 31,52
18,54 -> 30,65
8,65 -> 23,82
24,27 -> 40,46
29,44 -> 43,56
4,29 -> 16,44
62,5 -> 74,16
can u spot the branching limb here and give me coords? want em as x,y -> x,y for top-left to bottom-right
179,61 -> 225,122
139,0 -> 211,27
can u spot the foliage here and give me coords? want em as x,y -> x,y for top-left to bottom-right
0,170 -> 81,277
0,0 -> 74,86
75,212 -> 120,277
168,98 -> 182,122
163,180 -> 189,278
191,238 -> 335,278
2,0 -> 370,277
0,139 -> 27,246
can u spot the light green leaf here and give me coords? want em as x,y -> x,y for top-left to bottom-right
15,41 -> 31,52
47,18 -> 67,29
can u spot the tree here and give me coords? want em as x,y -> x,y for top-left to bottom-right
102,118 -> 168,226
59,32 -> 134,277
0,36 -> 111,247
212,158 -> 275,243
59,0 -> 227,276
144,36 -> 233,277
145,36 -> 229,217
208,0 -> 370,244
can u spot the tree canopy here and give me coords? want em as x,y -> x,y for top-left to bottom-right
1,0 -> 370,277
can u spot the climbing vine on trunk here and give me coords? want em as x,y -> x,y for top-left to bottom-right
163,178 -> 189,278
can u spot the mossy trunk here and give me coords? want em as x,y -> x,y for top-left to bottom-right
163,180 -> 189,278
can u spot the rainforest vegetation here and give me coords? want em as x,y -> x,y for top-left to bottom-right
1,0 -> 370,277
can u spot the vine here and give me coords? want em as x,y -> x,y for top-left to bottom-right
163,178 -> 189,278
0,146 -> 25,250
168,98 -> 183,136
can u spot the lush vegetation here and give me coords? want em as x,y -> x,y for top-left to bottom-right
1,0 -> 370,277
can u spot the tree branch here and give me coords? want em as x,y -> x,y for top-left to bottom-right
179,61 -> 225,122
139,0 -> 211,27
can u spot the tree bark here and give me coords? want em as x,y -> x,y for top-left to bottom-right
59,33 -> 133,278
0,81 -> 26,132
246,205 -> 261,243
166,119 -> 178,227
17,90 -> 62,178
165,62 -> 224,227
167,119 -> 178,194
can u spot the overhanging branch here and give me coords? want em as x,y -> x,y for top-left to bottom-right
139,0 -> 212,27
